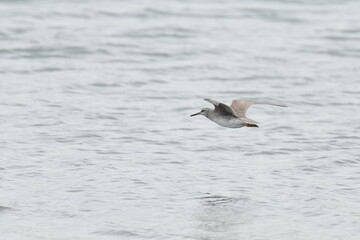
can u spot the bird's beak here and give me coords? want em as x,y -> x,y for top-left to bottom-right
190,111 -> 201,117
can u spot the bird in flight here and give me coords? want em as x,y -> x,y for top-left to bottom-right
190,98 -> 286,128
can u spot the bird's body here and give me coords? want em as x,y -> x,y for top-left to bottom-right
205,109 -> 244,128
190,98 -> 286,128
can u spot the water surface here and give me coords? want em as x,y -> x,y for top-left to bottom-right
1,1 -> 360,239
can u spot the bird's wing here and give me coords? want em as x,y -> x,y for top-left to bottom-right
230,99 -> 287,118
204,98 -> 220,106
204,98 -> 237,117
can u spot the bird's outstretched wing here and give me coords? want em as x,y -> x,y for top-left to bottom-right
204,98 -> 237,117
230,100 -> 287,118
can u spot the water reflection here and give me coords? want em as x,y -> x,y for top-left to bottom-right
194,193 -> 252,240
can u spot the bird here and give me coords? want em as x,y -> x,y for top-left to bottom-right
190,98 -> 286,128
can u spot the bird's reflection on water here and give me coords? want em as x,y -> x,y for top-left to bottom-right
193,193 -> 252,240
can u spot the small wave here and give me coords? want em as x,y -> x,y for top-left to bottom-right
93,229 -> 153,238
0,206 -> 14,213
198,193 -> 247,206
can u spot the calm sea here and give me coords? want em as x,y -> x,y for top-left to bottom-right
1,0 -> 360,239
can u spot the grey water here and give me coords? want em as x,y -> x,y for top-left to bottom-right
1,0 -> 360,239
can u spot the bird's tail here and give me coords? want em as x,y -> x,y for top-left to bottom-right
243,123 -> 259,127
240,117 -> 259,128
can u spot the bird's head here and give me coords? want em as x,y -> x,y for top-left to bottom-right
190,108 -> 211,117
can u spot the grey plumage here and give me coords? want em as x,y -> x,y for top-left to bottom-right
190,98 -> 287,128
